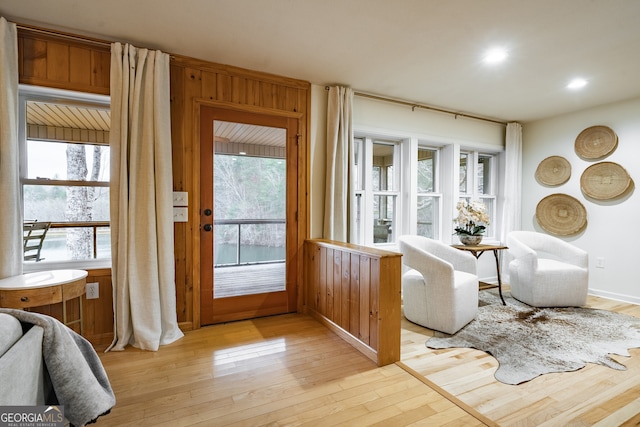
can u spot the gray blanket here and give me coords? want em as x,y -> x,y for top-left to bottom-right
0,308 -> 115,427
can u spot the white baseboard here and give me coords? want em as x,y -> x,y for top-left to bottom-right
588,288 -> 640,306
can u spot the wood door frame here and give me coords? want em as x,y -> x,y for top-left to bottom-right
191,99 -> 307,328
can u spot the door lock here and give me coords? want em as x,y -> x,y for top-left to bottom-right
203,224 -> 213,232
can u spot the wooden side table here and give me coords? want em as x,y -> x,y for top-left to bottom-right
451,244 -> 508,305
0,269 -> 88,334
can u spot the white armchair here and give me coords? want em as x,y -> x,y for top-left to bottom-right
398,235 -> 478,334
506,231 -> 588,307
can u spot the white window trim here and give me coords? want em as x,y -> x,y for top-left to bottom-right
19,84 -> 112,271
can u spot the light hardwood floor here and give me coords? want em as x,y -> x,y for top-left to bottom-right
95,292 -> 640,426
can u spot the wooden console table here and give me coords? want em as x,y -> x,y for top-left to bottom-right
452,244 -> 508,305
0,269 -> 88,334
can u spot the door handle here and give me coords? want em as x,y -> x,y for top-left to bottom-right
203,224 -> 213,232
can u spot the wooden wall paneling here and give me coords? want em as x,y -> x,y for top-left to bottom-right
201,71 -> 217,101
90,50 -> 111,90
186,68 -> 204,329
69,47 -> 92,86
325,247 -> 334,319
304,239 -> 401,366
83,268 -> 115,344
377,255 -> 402,365
349,253 -> 360,338
369,257 -> 380,351
216,73 -> 232,102
231,75 -> 245,103
18,29 -> 110,95
317,244 -> 326,314
340,251 -> 350,330
332,249 -> 341,323
18,28 -> 310,337
20,36 -> 48,80
246,79 -> 260,106
359,255 -> 371,344
46,42 -> 69,82
169,64 -> 188,326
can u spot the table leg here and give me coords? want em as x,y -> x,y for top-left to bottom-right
492,250 -> 506,305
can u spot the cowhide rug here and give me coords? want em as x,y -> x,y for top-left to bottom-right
426,290 -> 640,385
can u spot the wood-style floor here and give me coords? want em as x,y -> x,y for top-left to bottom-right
95,292 -> 640,426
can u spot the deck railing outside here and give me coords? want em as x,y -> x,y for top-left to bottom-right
46,221 -> 110,260
214,219 -> 285,267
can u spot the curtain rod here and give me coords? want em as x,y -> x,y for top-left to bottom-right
15,22 -> 113,47
14,21 -> 181,59
326,86 -> 507,126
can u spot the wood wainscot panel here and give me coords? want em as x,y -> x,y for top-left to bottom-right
304,239 -> 402,366
18,28 -> 110,95
16,24 -> 310,333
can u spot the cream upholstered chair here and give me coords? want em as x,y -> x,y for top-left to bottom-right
506,231 -> 588,307
398,235 -> 478,334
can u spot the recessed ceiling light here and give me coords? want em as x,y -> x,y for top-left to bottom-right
483,48 -> 508,64
567,78 -> 588,90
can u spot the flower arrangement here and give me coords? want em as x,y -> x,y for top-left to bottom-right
454,200 -> 490,236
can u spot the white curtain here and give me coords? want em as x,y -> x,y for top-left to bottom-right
0,17 -> 22,279
323,86 -> 353,242
500,122 -> 523,276
108,43 -> 183,351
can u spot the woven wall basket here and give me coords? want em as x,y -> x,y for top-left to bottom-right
580,161 -> 632,200
574,125 -> 618,160
535,155 -> 571,186
535,193 -> 587,235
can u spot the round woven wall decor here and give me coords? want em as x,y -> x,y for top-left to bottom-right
580,161 -> 631,200
574,125 -> 618,160
535,156 -> 571,186
535,193 -> 587,236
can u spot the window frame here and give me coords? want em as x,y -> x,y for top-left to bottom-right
458,150 -> 497,239
351,136 -> 401,247
415,145 -> 442,240
19,84 -> 112,271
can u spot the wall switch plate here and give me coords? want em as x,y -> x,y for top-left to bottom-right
595,257 -> 605,268
173,207 -> 188,222
86,282 -> 99,299
173,191 -> 188,206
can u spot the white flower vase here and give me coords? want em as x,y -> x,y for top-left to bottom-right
459,234 -> 483,246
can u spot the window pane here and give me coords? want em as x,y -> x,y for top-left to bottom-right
373,195 -> 395,243
373,142 -> 394,191
27,140 -> 110,181
479,197 -> 495,237
24,185 -> 109,222
417,196 -> 438,238
459,153 -> 469,193
417,148 -> 435,192
478,155 -> 492,194
372,166 -> 381,191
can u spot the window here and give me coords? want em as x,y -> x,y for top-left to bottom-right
19,86 -> 111,265
352,137 -> 400,245
459,151 -> 496,238
416,147 -> 440,239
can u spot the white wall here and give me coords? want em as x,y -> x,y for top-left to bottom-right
309,83 -> 505,279
522,97 -> 640,304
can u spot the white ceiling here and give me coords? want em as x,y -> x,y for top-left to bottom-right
3,0 -> 640,123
